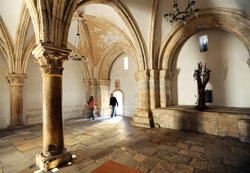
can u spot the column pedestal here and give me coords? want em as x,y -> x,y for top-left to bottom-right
36,150 -> 71,171
131,109 -> 154,128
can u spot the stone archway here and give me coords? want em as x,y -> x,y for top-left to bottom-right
158,8 -> 250,107
96,43 -> 136,116
98,43 -> 136,80
0,16 -> 14,73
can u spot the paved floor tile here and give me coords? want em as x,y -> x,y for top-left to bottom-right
0,116 -> 249,173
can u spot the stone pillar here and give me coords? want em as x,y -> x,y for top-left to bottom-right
83,80 -> 91,115
32,43 -> 71,171
166,70 -> 173,106
159,70 -> 173,107
148,70 -> 160,109
7,74 -> 27,127
97,79 -> 111,116
132,70 -> 154,128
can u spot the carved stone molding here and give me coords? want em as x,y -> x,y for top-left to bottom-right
135,70 -> 160,82
148,70 -> 159,81
97,79 -> 110,86
159,70 -> 173,80
134,70 -> 148,82
7,74 -> 27,87
32,43 -> 71,75
166,70 -> 173,80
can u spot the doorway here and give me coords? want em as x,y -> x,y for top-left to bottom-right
113,90 -> 123,116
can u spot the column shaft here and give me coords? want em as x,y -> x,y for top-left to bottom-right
8,74 -> 26,127
42,75 -> 64,155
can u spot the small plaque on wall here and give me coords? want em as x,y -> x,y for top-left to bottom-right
115,79 -> 120,89
199,35 -> 208,52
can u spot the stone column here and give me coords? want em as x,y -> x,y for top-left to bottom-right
159,70 -> 173,107
83,80 -> 91,115
7,74 -> 27,128
132,70 -> 153,128
148,70 -> 160,109
166,70 -> 173,106
97,79 -> 110,117
32,43 -> 71,171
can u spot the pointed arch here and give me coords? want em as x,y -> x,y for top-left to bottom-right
98,43 -> 135,80
25,0 -> 79,47
0,16 -> 14,73
14,2 -> 31,74
158,8 -> 250,70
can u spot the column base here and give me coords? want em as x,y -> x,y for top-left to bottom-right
36,150 -> 72,171
7,123 -> 26,130
99,107 -> 111,117
131,109 -> 155,128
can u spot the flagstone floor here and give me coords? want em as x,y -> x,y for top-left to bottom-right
0,116 -> 250,173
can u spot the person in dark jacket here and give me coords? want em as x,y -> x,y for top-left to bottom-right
109,93 -> 118,118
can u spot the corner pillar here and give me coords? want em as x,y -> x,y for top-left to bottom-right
97,80 -> 110,116
7,74 -> 27,127
132,70 -> 156,128
32,43 -> 71,171
159,70 -> 173,107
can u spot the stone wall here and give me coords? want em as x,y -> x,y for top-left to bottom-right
153,108 -> 250,142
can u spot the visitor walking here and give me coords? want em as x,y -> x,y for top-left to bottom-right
87,96 -> 95,120
110,93 -> 118,118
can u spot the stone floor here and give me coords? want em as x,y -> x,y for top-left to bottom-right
0,116 -> 250,173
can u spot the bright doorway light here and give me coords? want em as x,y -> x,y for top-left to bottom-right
113,91 -> 123,115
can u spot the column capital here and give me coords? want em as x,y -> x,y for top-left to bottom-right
97,79 -> 110,86
135,70 -> 160,81
134,70 -> 148,81
83,79 -> 90,87
7,74 -> 27,86
159,70 -> 173,80
32,43 -> 71,75
148,70 -> 159,80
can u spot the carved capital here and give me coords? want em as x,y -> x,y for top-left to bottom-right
166,70 -> 173,80
159,70 -> 173,80
32,43 -> 71,75
90,80 -> 98,86
7,74 -> 27,86
97,79 -> 110,86
134,70 -> 148,82
148,70 -> 159,81
135,70 -> 160,82
83,80 -> 90,87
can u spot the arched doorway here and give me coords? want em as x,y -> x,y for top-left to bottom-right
158,8 -> 250,107
113,90 -> 124,116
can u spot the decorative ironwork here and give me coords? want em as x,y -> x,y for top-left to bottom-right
164,0 -> 199,24
69,18 -> 86,61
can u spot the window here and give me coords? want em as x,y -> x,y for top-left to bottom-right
199,35 -> 208,52
124,56 -> 128,70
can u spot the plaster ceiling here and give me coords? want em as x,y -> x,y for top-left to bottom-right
77,4 -> 131,39
80,17 -> 128,67
69,3 -> 134,67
